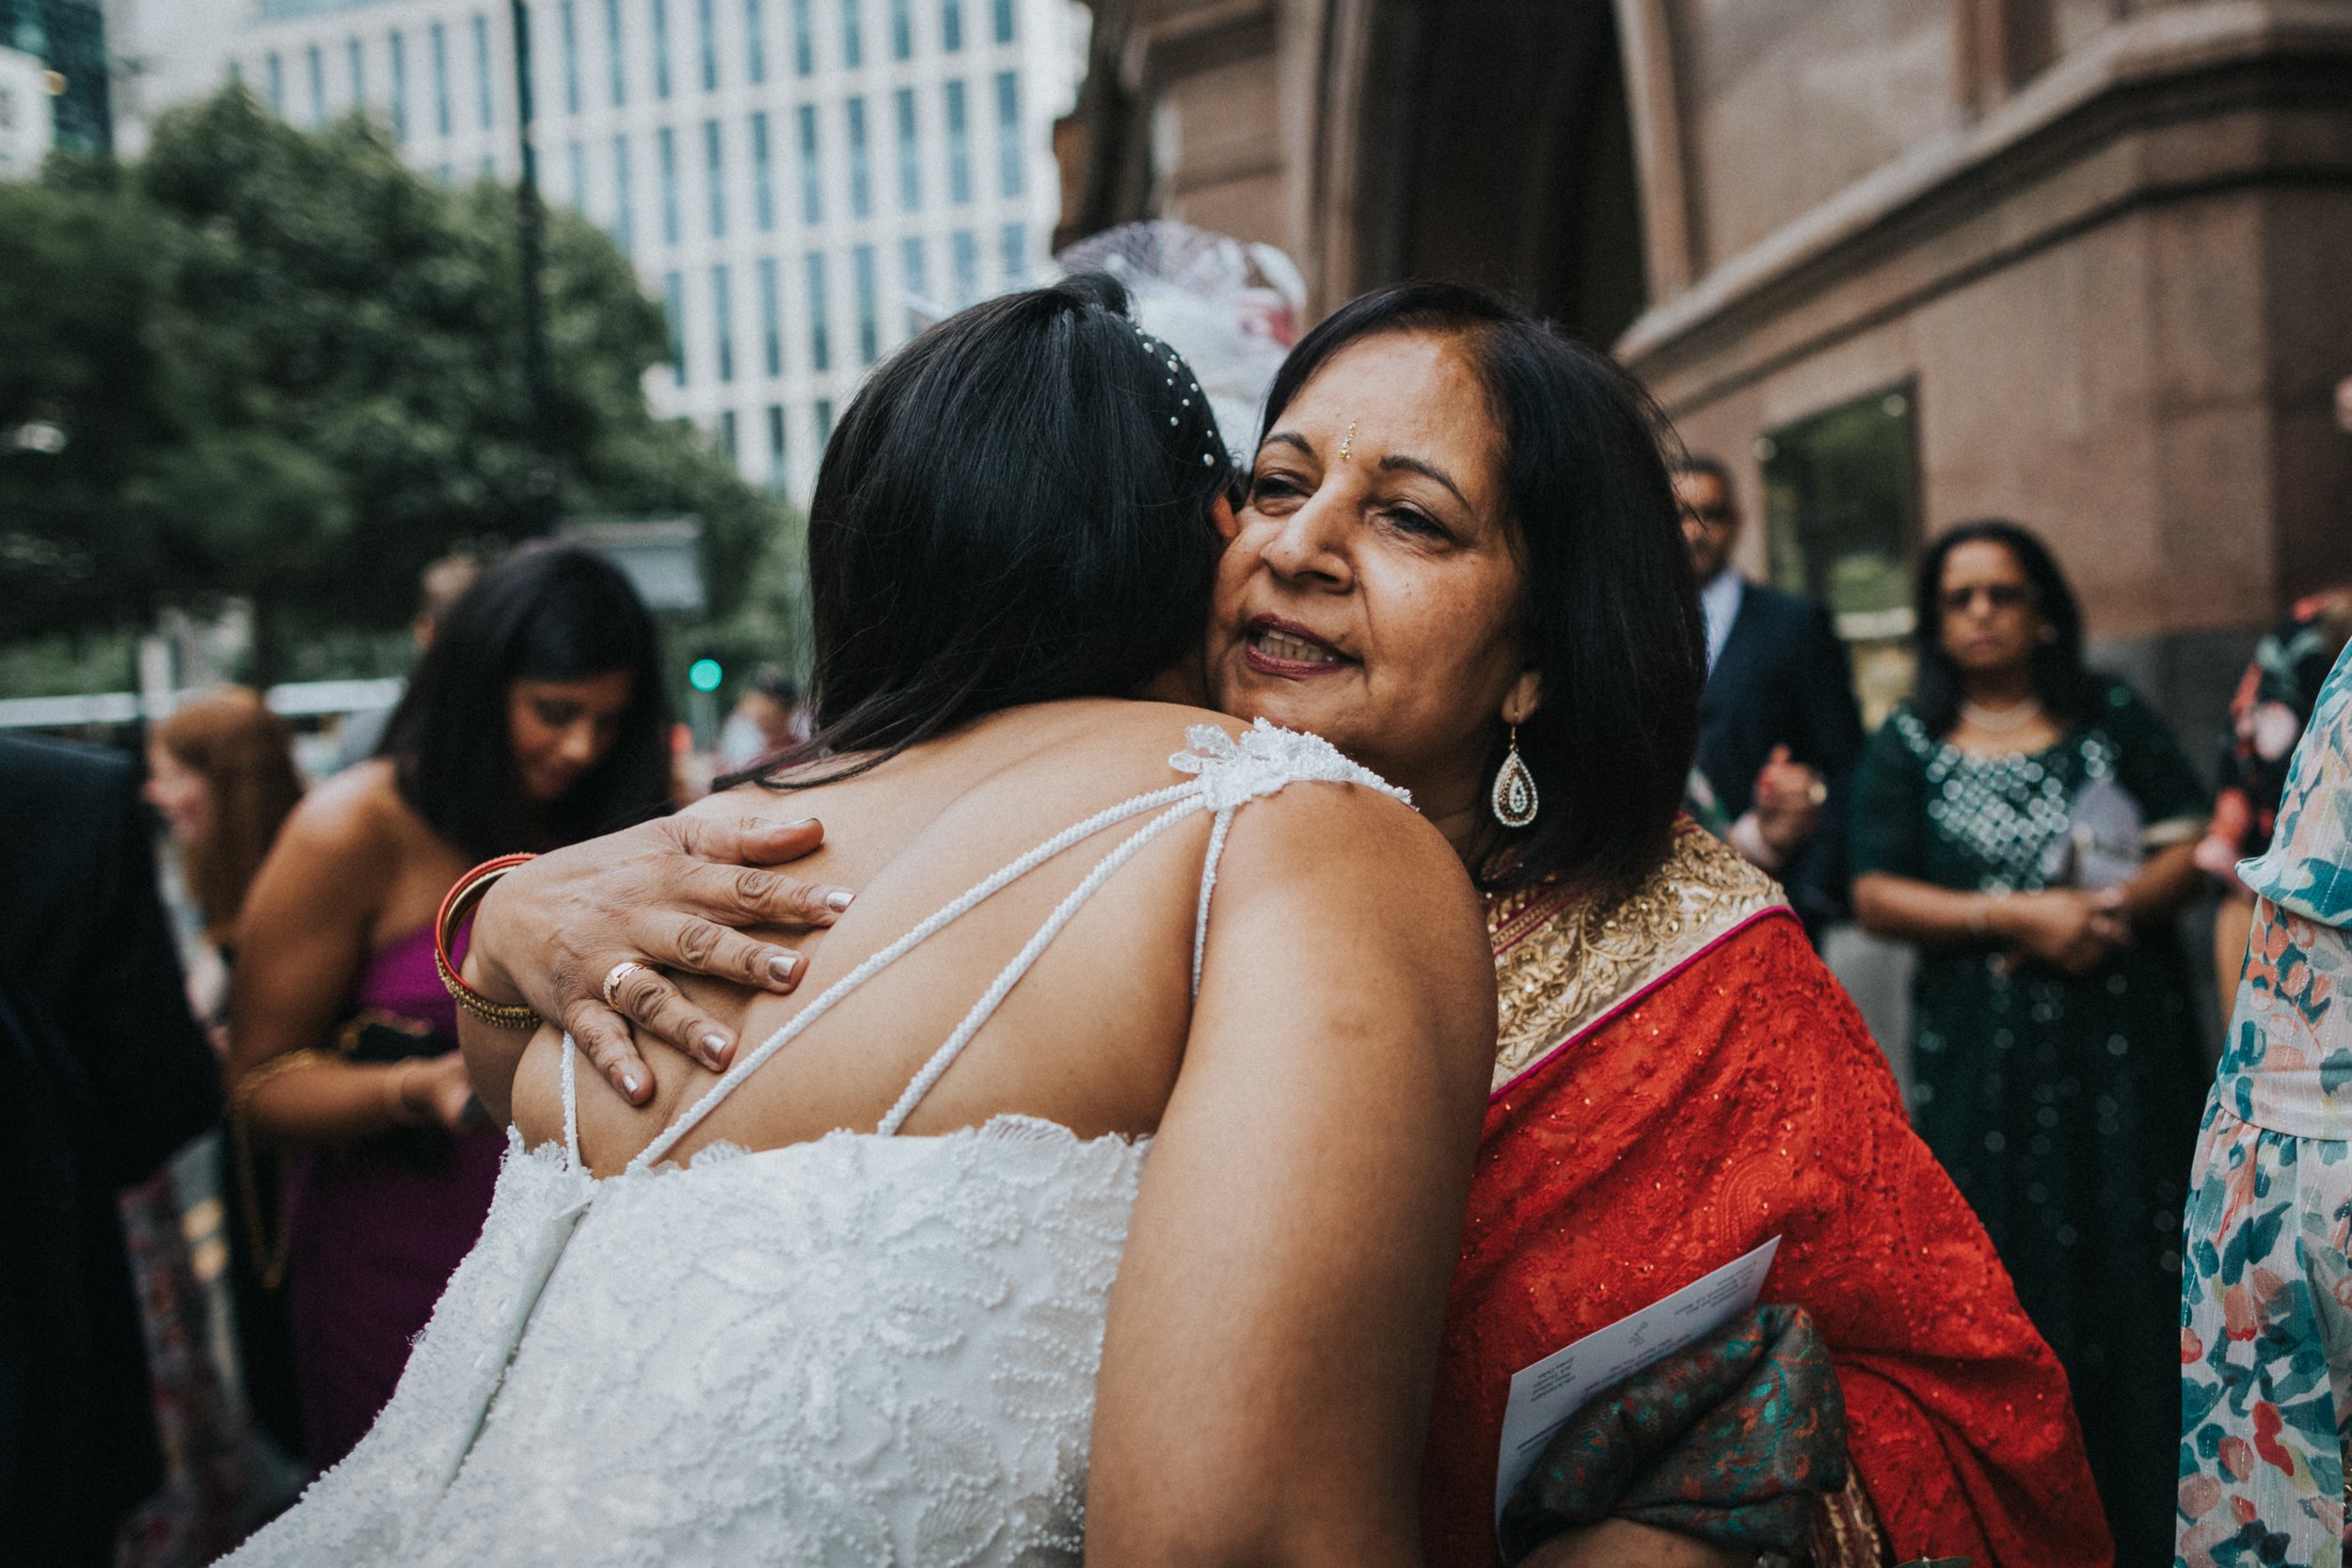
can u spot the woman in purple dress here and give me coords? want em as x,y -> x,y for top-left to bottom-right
228,544 -> 671,1471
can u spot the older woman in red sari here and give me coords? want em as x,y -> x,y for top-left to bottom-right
456,286 -> 2107,1565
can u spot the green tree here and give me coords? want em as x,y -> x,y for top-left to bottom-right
0,88 -> 792,677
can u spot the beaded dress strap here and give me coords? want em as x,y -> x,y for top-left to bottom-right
559,721 -> 1406,1173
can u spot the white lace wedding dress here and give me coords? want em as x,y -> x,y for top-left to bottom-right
221,721 -> 1405,1568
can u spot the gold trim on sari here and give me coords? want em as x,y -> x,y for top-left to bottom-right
1486,820 -> 1788,1094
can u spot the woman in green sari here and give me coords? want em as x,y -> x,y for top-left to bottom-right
1851,518 -> 2207,1563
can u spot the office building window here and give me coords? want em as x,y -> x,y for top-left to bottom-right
704,119 -> 725,237
697,0 -> 718,88
791,0 -> 813,74
991,0 -> 1012,44
840,0 -> 863,67
751,111 -> 774,231
758,257 -> 783,376
796,103 -> 821,223
612,133 -> 635,252
663,269 -> 687,384
993,71 -> 1021,197
652,0 -> 672,98
265,51 -> 283,116
940,0 -> 961,52
473,14 -> 494,129
950,228 -> 977,305
853,244 -> 878,365
815,398 -> 834,448
845,97 -> 869,218
944,80 -> 970,204
481,153 -> 497,180
999,222 -> 1025,286
558,1 -> 580,113
605,0 -> 627,104
766,404 -> 787,492
306,45 -> 325,126
718,409 -> 739,464
566,138 -> 587,209
389,31 -> 407,139
713,262 -> 736,383
889,0 -> 911,59
898,235 -> 927,328
745,0 -> 766,84
805,251 -> 831,372
346,37 -> 364,109
658,125 -> 679,244
893,87 -> 918,212
430,22 -> 450,135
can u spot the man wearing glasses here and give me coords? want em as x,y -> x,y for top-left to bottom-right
1673,453 -> 1865,942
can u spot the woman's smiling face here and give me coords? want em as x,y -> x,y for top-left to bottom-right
1205,329 -> 1537,831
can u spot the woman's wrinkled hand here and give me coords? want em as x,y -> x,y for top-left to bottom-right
467,814 -> 852,1102
1998,887 -> 2129,975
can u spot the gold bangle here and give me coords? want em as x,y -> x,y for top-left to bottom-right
230,1047 -> 336,1114
435,855 -> 544,1030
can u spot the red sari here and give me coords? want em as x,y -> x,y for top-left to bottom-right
1422,824 -> 2111,1566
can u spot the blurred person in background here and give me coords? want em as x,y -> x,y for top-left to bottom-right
1851,518 -> 2208,1560
0,735 -> 224,1567
713,666 -> 809,776
2178,634 -> 2352,1566
2195,586 -> 2352,999
1674,455 -> 1864,940
228,543 -> 671,1473
331,552 -> 484,772
147,689 -> 311,1475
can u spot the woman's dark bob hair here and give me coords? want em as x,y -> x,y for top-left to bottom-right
1260,283 -> 1707,895
734,272 -> 1229,784
379,541 -> 673,859
1910,517 -> 2097,737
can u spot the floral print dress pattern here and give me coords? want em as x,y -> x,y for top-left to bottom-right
2181,639 -> 2352,1568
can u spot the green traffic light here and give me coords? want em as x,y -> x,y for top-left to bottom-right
688,657 -> 723,692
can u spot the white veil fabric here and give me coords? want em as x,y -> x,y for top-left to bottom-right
1051,222 -> 1307,467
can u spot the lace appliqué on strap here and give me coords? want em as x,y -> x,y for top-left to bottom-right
1168,719 -> 1411,812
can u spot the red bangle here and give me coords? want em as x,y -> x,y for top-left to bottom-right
434,854 -> 543,1029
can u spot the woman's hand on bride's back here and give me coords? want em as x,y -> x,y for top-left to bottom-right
462,813 -> 857,1106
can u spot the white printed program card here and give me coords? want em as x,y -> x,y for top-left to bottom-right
1492,1235 -> 1782,1527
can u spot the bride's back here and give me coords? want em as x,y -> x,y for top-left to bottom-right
513,694 -> 1395,1174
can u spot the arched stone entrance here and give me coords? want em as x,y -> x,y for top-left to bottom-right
1331,0 -> 1648,346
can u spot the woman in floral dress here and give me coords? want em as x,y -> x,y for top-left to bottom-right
1851,519 -> 2208,1561
2180,636 -> 2352,1566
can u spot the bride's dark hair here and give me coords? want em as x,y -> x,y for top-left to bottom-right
726,273 -> 1231,789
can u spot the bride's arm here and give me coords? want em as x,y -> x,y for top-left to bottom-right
1086,786 -> 1495,1568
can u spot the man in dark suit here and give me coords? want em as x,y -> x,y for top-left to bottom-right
0,734 -> 223,1566
1675,455 -> 1866,940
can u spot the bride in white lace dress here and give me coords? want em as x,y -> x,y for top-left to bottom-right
220,276 -> 1495,1568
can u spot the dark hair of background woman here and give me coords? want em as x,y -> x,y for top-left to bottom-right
379,541 -> 673,859
728,271 -> 1230,789
1910,517 -> 2098,737
1259,282 -> 1707,896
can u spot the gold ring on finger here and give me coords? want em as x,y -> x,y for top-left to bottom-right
601,959 -> 651,1010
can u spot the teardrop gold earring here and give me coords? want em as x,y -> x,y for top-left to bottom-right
1490,724 -> 1538,829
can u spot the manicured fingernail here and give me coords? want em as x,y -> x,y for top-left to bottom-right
700,1032 -> 730,1064
825,889 -> 854,911
767,954 -> 799,986
620,1069 -> 643,1097
788,817 -> 818,830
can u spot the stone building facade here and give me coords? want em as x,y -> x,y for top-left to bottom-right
1057,0 -> 2352,735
